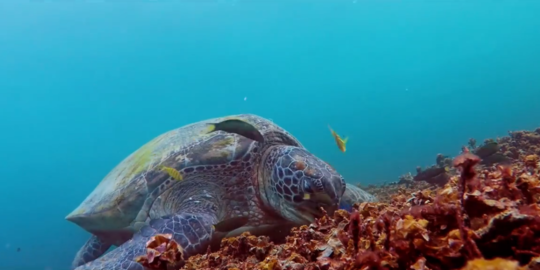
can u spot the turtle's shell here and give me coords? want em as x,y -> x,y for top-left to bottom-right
66,114 -> 302,234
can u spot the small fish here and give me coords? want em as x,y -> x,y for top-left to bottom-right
328,125 -> 348,152
206,119 -> 265,143
158,165 -> 183,181
212,216 -> 250,233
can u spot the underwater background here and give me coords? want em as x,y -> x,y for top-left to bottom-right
0,1 -> 539,269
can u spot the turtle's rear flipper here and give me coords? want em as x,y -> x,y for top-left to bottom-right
71,235 -> 112,269
342,183 -> 378,207
73,199 -> 219,270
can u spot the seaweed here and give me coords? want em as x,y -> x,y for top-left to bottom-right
136,127 -> 540,270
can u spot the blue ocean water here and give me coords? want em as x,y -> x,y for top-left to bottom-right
0,1 -> 539,269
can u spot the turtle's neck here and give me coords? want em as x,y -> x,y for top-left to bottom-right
256,145 -> 285,216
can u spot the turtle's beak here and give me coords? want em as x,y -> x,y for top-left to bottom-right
310,193 -> 339,216
325,202 -> 339,216
320,174 -> 344,215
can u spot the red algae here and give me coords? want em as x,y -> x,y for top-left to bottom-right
135,233 -> 184,270
135,127 -> 540,270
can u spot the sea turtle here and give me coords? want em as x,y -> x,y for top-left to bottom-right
66,114 -> 376,270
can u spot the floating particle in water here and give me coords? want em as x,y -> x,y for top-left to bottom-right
5,243 -> 10,248
16,247 -> 20,252
244,96 -> 247,101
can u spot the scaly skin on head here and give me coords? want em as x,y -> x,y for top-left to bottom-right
258,145 -> 346,224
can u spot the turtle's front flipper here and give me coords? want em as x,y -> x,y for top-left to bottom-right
74,213 -> 218,270
340,183 -> 377,211
74,194 -> 219,270
71,235 -> 112,269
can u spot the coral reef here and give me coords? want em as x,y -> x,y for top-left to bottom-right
409,154 -> 453,187
136,127 -> 540,270
498,129 -> 540,160
410,128 -> 540,187
135,234 -> 184,270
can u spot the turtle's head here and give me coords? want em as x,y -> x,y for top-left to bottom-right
260,146 -> 346,225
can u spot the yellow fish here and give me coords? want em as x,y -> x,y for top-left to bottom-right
328,125 -> 348,153
158,165 -> 183,181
